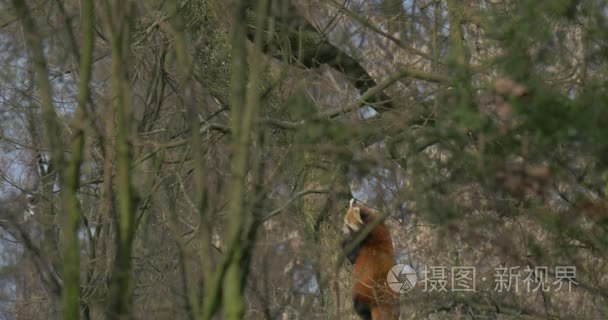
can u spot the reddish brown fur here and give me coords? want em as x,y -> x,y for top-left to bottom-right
343,202 -> 399,320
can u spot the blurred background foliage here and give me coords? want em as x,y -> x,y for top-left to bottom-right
0,0 -> 607,319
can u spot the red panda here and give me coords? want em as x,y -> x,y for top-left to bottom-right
342,199 -> 399,320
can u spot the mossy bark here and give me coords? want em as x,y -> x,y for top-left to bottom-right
104,2 -> 137,319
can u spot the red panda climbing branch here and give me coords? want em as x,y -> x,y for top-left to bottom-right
342,199 -> 399,320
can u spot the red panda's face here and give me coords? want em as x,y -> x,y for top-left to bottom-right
343,199 -> 364,235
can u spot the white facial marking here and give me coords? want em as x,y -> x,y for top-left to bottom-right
342,224 -> 351,234
343,207 -> 363,234
344,222 -> 360,233
353,207 -> 363,224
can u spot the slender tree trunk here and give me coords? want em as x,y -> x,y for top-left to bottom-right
104,1 -> 136,319
59,1 -> 95,319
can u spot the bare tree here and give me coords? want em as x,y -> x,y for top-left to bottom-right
1,0 -> 608,319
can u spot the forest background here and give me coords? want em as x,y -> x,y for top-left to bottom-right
0,0 -> 607,319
